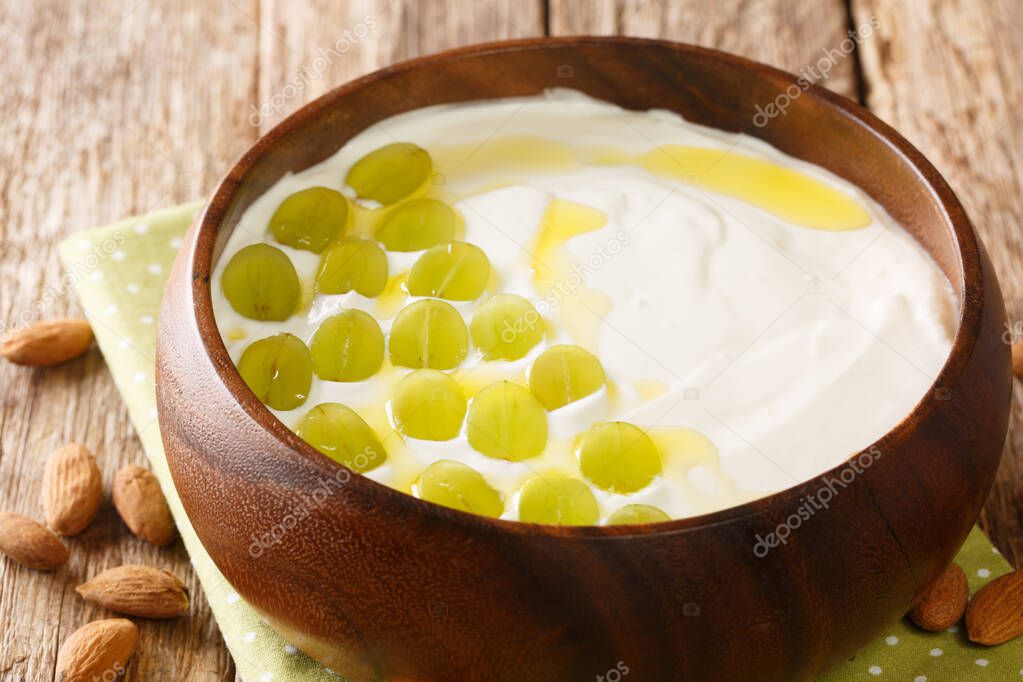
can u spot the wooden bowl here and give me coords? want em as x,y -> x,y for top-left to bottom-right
156,37 -> 1012,681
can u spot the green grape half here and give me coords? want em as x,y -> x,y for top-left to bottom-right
316,237 -> 388,297
392,369 -> 467,441
406,241 -> 490,301
579,422 -> 662,493
237,333 -> 312,411
606,504 -> 670,525
413,460 -> 503,518
529,344 -> 606,410
466,381 -> 547,461
517,473 -> 598,525
296,403 -> 386,472
375,198 -> 456,252
470,294 -> 544,361
346,143 -> 432,205
221,243 -> 301,321
388,300 -> 468,370
309,309 -> 384,381
268,186 -> 348,253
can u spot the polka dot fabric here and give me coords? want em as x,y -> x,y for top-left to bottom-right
820,531 -> 1022,681
59,204 -> 345,682
59,204 -> 1023,681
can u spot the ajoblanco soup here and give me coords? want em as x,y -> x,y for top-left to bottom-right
213,90 -> 954,525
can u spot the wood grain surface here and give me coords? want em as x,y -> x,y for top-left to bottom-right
0,1 -> 1019,680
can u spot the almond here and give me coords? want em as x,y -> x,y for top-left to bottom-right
56,618 -> 137,682
909,562 -> 968,631
966,570 -> 1023,645
1013,340 -> 1023,378
0,318 -> 93,366
113,464 -> 176,546
76,564 -> 189,618
42,443 -> 103,536
0,511 -> 69,570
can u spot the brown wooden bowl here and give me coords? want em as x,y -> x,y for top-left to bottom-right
156,37 -> 1012,681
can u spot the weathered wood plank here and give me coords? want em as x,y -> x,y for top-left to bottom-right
254,0 -> 546,133
548,0 -> 859,99
0,1 -> 260,680
852,0 -> 1023,567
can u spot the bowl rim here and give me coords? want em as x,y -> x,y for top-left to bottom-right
186,35 -> 980,538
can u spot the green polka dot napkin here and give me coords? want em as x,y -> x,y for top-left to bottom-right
58,204 -> 1022,682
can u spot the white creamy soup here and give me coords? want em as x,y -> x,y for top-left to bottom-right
212,90 -> 955,524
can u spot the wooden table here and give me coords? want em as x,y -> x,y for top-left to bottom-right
1,1 -> 1020,679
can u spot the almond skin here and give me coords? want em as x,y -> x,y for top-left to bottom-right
1013,340 -> 1023,378
57,618 -> 137,682
967,570 -> 1023,645
909,562 -> 969,631
0,511 -> 69,570
0,318 -> 93,366
42,443 -> 103,536
113,464 -> 176,546
76,564 -> 189,618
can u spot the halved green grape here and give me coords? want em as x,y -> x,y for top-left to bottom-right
375,198 -> 456,252
346,143 -> 432,205
470,294 -> 544,361
518,473 -> 598,525
607,504 -> 670,525
413,460 -> 503,517
579,422 -> 662,493
392,369 -> 466,440
316,238 -> 388,297
309,309 -> 384,381
466,381 -> 547,461
237,333 -> 312,411
388,300 -> 468,370
296,403 -> 386,472
268,186 -> 348,253
406,241 -> 490,301
529,344 -> 606,410
222,244 -> 301,321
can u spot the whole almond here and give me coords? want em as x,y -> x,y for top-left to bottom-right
1013,340 -> 1023,378
43,443 -> 103,536
0,318 -> 93,366
0,511 -> 69,570
113,464 -> 176,546
966,570 -> 1023,645
57,618 -> 137,682
909,562 -> 969,631
76,564 -> 189,618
